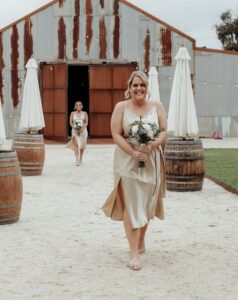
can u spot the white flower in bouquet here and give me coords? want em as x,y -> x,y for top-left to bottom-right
74,119 -> 84,130
128,116 -> 161,168
142,123 -> 154,138
74,119 -> 84,136
131,124 -> 139,135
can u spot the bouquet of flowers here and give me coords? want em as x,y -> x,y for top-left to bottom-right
128,116 -> 160,168
74,119 -> 84,135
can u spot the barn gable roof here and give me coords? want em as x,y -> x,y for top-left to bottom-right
1,0 -> 237,56
0,0 -> 195,43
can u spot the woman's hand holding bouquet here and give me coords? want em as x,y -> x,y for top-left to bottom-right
128,117 -> 161,168
74,119 -> 84,135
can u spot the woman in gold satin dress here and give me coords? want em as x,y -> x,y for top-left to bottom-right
102,70 -> 167,271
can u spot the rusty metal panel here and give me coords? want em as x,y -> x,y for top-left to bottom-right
112,89 -> 125,108
43,114 -> 54,136
89,66 -> 112,88
78,15 -> 98,59
42,90 -> 54,113
121,5 -> 139,62
24,18 -> 33,67
120,2 -> 194,72
90,113 -> 111,137
96,0 -> 115,16
31,7 -> 56,61
112,65 -> 134,88
54,113 -> 67,137
53,0 -> 73,16
80,0 -> 116,16
72,1 -> 80,59
41,63 -> 68,139
90,90 -> 112,113
42,64 -> 54,89
54,89 -> 67,113
0,33 -> 5,103
102,16 -> 118,60
89,64 -> 135,137
1,29 -> 12,135
56,16 -> 73,60
53,64 -> 68,87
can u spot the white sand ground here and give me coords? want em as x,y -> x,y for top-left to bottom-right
1,139 -> 238,300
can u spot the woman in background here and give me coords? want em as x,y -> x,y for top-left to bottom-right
67,101 -> 88,166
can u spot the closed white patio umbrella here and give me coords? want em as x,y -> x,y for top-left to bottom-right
167,46 -> 198,138
148,66 -> 161,102
0,98 -> 6,146
19,58 -> 45,132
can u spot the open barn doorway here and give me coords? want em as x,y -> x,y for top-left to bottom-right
67,65 -> 89,137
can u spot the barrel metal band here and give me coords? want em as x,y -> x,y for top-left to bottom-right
0,201 -> 22,208
0,163 -> 18,168
20,162 -> 43,165
13,146 -> 44,150
164,156 -> 204,161
0,171 -> 21,176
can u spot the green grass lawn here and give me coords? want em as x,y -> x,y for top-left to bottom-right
204,149 -> 238,191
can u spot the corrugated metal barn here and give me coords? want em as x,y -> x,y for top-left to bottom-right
195,48 -> 238,138
0,0 -> 237,139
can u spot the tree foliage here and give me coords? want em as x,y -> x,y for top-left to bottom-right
215,10 -> 238,51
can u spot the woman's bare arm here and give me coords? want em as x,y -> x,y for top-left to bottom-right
84,112 -> 88,127
111,102 -> 147,161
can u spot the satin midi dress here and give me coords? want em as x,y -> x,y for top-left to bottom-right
102,104 -> 165,229
72,112 -> 88,149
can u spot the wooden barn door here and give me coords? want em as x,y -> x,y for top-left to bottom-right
89,65 -> 135,137
41,63 -> 68,139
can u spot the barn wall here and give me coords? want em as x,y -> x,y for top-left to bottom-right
0,0 -> 210,139
195,49 -> 238,137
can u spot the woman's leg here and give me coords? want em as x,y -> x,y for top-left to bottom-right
138,223 -> 148,254
73,136 -> 80,165
123,207 -> 141,270
79,149 -> 84,162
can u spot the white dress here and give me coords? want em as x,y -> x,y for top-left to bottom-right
102,103 -> 165,229
71,112 -> 88,149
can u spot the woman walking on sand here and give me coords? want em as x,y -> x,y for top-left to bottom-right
66,101 -> 88,166
101,70 -> 167,271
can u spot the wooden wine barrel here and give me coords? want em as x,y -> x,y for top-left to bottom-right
12,133 -> 45,176
0,150 -> 23,224
164,139 -> 205,191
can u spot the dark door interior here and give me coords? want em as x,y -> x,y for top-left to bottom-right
67,65 -> 89,137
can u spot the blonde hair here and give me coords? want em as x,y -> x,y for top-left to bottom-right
124,70 -> 149,99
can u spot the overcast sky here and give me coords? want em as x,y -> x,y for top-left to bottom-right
0,0 -> 238,49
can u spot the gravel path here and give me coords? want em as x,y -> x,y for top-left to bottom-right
1,141 -> 238,300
